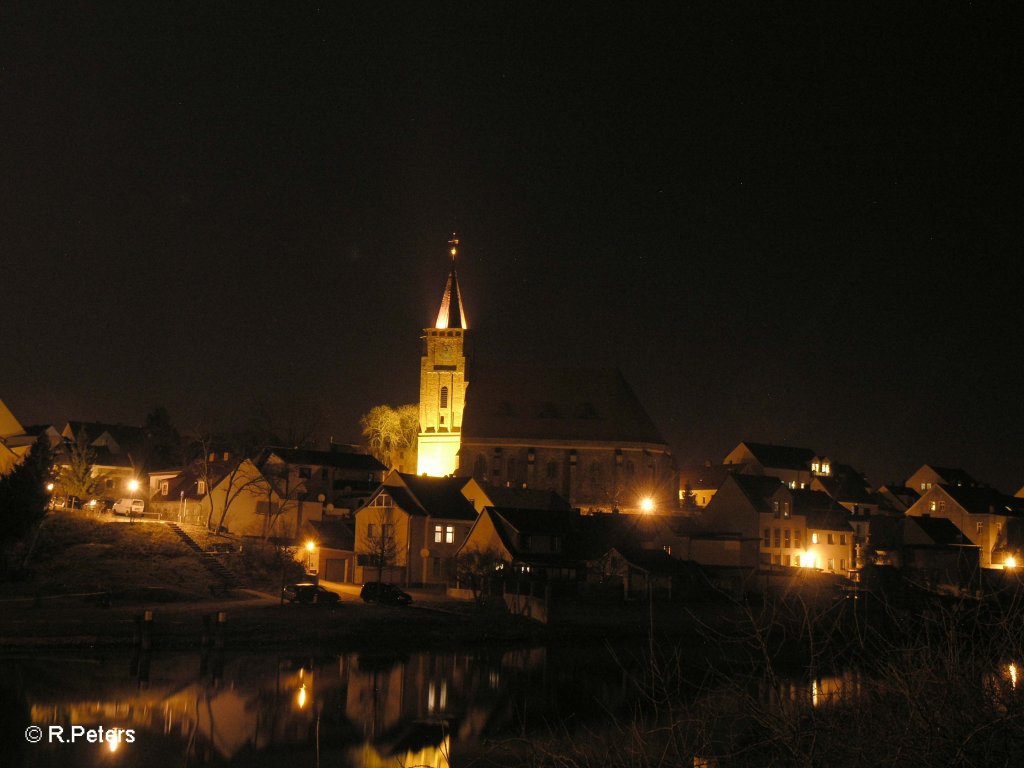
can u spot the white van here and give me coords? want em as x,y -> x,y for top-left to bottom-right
113,498 -> 146,517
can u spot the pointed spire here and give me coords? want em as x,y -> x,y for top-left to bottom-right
434,233 -> 468,329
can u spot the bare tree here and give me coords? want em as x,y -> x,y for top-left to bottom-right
251,458 -> 305,540
191,435 -> 266,533
359,507 -> 400,586
360,404 -> 418,469
454,546 -> 506,606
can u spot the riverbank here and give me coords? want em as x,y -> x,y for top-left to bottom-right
0,586 -> 741,654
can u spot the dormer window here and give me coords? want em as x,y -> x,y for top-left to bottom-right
811,462 -> 820,473
822,463 -> 830,475
197,480 -> 207,495
160,481 -> 169,495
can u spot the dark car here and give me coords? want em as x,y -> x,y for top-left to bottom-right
360,582 -> 412,606
282,582 -> 340,606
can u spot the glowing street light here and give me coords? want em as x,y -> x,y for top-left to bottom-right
46,482 -> 54,492
1006,556 -> 1017,569
127,479 -> 140,494
640,497 -> 655,514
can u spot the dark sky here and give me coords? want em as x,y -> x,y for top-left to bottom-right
2,2 -> 1021,491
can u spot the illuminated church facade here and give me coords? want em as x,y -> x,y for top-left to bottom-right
416,238 -> 677,514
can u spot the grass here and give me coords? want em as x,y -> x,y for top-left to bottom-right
4,511 -> 218,600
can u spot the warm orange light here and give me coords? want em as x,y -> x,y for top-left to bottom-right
1006,556 -> 1017,569
127,479 -> 140,493
296,684 -> 308,709
46,482 -> 54,492
305,540 -> 316,553
640,497 -> 654,514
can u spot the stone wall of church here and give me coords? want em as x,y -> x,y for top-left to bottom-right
459,441 -> 678,513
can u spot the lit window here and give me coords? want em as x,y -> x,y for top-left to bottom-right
795,554 -> 802,566
663,544 -> 671,556
921,482 -> 927,490
773,500 -> 780,515
811,462 -> 820,473
197,480 -> 207,495
789,481 -> 796,489
445,525 -> 455,544
811,532 -> 819,544
434,525 -> 443,543
930,501 -> 937,512
822,464 -> 830,475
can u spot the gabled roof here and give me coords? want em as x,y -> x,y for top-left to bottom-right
307,518 -> 355,550
928,466 -> 980,487
735,442 -> 816,471
787,488 -> 840,515
577,513 -> 679,559
806,508 -> 854,532
473,481 -> 572,511
461,366 -> 667,445
62,421 -> 146,453
383,472 -> 477,520
150,457 -> 251,502
906,516 -> 971,547
678,462 -> 732,491
260,446 -> 386,474
729,474 -> 785,513
941,485 -> 1024,518
486,507 -> 583,561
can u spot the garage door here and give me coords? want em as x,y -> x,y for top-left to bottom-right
324,558 -> 348,583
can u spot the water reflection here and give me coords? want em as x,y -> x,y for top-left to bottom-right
0,646 -> 878,768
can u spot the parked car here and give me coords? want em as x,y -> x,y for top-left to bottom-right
112,498 -> 146,517
282,582 -> 341,606
360,582 -> 412,606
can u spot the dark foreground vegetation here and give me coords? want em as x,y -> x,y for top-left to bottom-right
493,589 -> 1024,768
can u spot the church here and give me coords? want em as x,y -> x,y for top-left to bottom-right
414,238 -> 677,515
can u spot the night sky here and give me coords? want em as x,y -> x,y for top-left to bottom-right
2,3 -> 1020,492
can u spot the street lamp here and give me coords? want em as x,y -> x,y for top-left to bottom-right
640,496 -> 655,514
127,479 -> 140,495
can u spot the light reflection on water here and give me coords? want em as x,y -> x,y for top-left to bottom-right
3,646 -> 879,768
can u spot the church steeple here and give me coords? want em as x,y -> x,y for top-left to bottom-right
417,234 -> 471,477
434,234 -> 468,330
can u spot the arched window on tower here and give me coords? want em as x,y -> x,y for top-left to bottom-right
440,386 -> 449,409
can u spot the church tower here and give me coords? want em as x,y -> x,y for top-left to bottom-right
416,235 -> 470,476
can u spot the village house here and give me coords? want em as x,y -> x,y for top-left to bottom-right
904,484 -> 1024,569
352,472 -> 479,587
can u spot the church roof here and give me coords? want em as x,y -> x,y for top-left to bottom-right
737,442 -> 816,471
434,264 -> 467,330
461,366 -> 667,445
